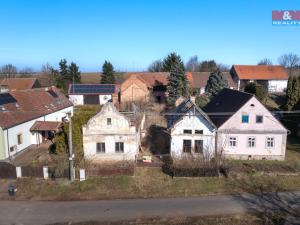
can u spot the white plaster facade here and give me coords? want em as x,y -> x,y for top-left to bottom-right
83,103 -> 144,161
168,100 -> 216,159
216,97 -> 287,160
268,80 -> 288,93
69,94 -> 112,106
1,106 -> 73,160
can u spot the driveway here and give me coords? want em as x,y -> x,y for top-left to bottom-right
0,192 -> 299,225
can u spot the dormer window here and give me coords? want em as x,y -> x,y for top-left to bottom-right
107,118 -> 112,125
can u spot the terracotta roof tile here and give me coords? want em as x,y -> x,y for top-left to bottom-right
0,87 -> 73,129
0,78 -> 39,90
232,65 -> 288,80
186,72 -> 237,89
30,121 -> 62,132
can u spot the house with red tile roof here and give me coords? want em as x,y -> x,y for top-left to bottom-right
0,78 -> 41,91
0,87 -> 73,160
230,65 -> 289,92
121,72 -> 169,103
186,72 -> 237,94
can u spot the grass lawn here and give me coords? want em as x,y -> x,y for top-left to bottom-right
50,214 -> 273,225
1,137 -> 299,201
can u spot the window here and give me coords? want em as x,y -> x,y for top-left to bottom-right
247,137 -> 256,148
242,115 -> 249,123
96,143 -> 105,153
195,130 -> 203,134
17,133 -> 23,145
183,140 -> 192,153
266,137 -> 274,148
229,137 -> 237,147
107,118 -> 112,125
194,140 -> 203,153
256,115 -> 263,123
115,142 -> 124,153
183,129 -> 192,134
10,146 -> 15,152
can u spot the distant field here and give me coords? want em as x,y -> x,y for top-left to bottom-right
81,72 -> 129,84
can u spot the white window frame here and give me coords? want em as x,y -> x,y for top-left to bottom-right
247,137 -> 256,148
266,137 -> 275,149
228,136 -> 237,148
96,142 -> 105,153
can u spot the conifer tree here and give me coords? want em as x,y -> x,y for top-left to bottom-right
68,62 -> 81,83
205,69 -> 229,96
101,61 -> 115,84
162,52 -> 185,72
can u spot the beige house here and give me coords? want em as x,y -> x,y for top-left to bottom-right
204,88 -> 288,160
82,102 -> 145,161
120,72 -> 169,103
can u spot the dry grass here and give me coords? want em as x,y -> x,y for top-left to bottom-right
1,166 -> 298,201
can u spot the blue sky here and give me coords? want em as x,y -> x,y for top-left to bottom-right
0,0 -> 299,72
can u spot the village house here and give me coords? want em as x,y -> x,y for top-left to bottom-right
203,88 -> 288,160
68,84 -> 120,105
120,72 -> 169,103
82,102 -> 145,161
0,78 -> 41,92
186,72 -> 237,95
167,98 -> 216,159
0,87 -> 73,160
230,65 -> 288,92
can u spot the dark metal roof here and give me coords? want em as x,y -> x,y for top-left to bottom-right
68,84 -> 116,95
167,98 -> 216,130
203,88 -> 253,127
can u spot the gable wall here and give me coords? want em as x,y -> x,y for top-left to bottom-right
217,97 -> 287,160
170,111 -> 216,159
121,77 -> 149,102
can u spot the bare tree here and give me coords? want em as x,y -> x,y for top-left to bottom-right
185,55 -> 200,72
257,58 -> 273,65
0,64 -> 18,78
278,53 -> 300,76
41,63 -> 52,75
217,63 -> 230,72
19,67 -> 34,77
148,60 -> 163,72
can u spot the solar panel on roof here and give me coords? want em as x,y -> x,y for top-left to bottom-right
0,93 -> 17,105
70,84 -> 115,94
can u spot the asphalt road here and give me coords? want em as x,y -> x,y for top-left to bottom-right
0,192 -> 299,225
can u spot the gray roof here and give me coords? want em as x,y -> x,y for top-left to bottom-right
167,98 -> 216,130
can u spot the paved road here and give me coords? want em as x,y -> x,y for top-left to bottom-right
0,192 -> 299,225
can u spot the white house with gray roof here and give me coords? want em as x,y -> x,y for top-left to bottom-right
167,99 -> 216,159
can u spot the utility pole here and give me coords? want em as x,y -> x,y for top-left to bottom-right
68,112 -> 75,181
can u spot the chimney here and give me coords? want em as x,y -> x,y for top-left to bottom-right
190,96 -> 196,104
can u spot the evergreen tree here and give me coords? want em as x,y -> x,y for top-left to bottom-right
162,52 -> 185,72
286,76 -> 300,110
101,61 -> 115,84
68,62 -> 81,83
244,82 -> 267,103
205,69 -> 229,96
55,59 -> 81,92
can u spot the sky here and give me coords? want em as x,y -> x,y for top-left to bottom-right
0,0 -> 299,72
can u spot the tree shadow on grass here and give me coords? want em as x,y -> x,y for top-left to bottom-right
228,176 -> 300,225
